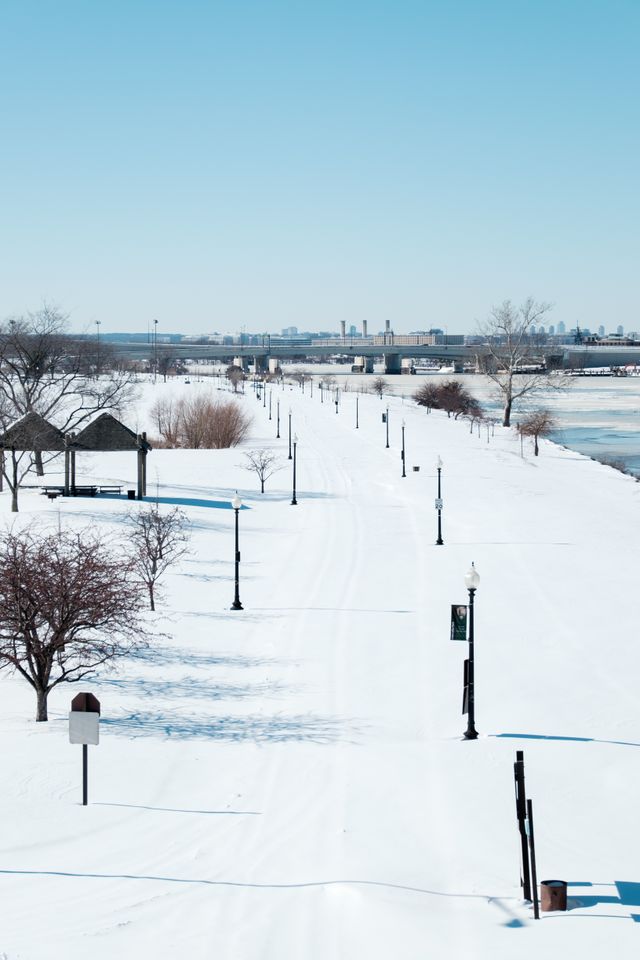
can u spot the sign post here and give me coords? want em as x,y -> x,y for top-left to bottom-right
69,692 -> 100,806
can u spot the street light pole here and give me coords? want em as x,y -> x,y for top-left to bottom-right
269,390 -> 272,420
276,399 -> 280,437
153,318 -> 158,383
231,494 -> 243,610
356,396 -> 359,429
401,420 -> 406,476
436,456 -> 444,545
95,320 -> 101,378
291,435 -> 298,505
463,564 -> 480,740
385,405 -> 389,448
288,409 -> 292,459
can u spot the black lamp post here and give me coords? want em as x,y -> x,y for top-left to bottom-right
291,435 -> 298,505
385,405 -> 389,448
230,493 -> 243,610
335,389 -> 339,414
401,420 -> 406,476
153,318 -> 158,383
288,409 -> 292,459
356,396 -> 359,429
463,564 -> 480,739
436,456 -> 443,545
263,383 -> 266,407
310,379 -> 313,398
269,390 -> 272,420
276,399 -> 280,437
320,381 -> 324,403
95,319 -> 101,377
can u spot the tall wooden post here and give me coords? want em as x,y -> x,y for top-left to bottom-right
137,445 -> 143,500
141,432 -> 148,496
64,436 -> 70,496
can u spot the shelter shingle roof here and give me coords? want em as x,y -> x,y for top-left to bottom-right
0,412 -> 66,451
74,413 -> 147,451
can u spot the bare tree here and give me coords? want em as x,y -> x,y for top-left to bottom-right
129,504 -> 190,610
414,379 -> 482,419
371,376 -> 388,398
226,365 -> 244,393
0,527 -> 150,721
477,298 -> 566,426
150,394 -> 251,449
0,306 -> 137,476
517,409 -> 556,456
243,448 -> 282,493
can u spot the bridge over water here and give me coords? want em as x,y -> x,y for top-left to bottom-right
107,339 -> 640,372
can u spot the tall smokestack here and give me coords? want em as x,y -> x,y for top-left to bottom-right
362,320 -> 368,338
340,320 -> 346,339
385,319 -> 391,334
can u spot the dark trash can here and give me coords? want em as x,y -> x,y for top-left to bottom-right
413,465 -> 420,472
540,880 -> 567,912
127,489 -> 136,500
382,413 -> 387,423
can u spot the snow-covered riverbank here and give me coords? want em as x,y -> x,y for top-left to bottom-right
1,378 -> 639,958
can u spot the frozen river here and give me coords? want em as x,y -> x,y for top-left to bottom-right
277,366 -> 640,475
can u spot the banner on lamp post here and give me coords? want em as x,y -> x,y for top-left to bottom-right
450,604 -> 468,642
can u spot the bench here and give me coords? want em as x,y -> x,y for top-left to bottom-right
98,485 -> 123,495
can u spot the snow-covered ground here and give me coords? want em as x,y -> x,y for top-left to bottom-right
1,377 -> 640,958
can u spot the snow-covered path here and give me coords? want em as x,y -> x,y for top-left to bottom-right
1,378 -> 639,958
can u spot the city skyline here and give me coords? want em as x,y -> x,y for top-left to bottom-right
1,1 -> 638,334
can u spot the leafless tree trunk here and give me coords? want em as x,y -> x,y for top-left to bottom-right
129,504 -> 190,610
0,528 -> 152,721
477,299 -> 568,426
243,449 -> 282,493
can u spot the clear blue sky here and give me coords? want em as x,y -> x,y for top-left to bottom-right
0,0 -> 638,334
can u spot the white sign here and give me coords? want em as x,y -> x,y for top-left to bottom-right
69,711 -> 99,746
435,498 -> 443,510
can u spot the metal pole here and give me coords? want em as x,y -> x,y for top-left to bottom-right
269,390 -> 272,420
386,406 -> 389,448
401,423 -> 406,477
276,400 -> 280,437
288,412 -> 292,459
231,507 -> 243,610
356,396 -> 359,429
527,799 -> 540,919
464,586 -> 478,739
514,751 -> 532,902
436,467 -> 443,545
291,440 -> 297,505
82,744 -> 88,806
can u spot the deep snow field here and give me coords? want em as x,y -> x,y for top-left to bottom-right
1,375 -> 640,959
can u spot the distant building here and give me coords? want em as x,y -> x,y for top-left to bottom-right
548,325 -> 555,335
281,326 -> 298,337
557,321 -> 566,334
617,325 -> 624,336
598,325 -> 605,337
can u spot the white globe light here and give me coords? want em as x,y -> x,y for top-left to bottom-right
231,494 -> 242,511
437,456 -> 443,469
464,563 -> 480,590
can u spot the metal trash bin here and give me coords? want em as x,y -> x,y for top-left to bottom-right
413,466 -> 420,472
540,880 -> 567,912
127,489 -> 136,500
